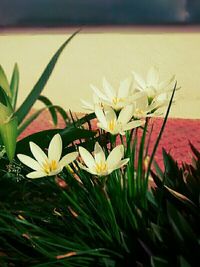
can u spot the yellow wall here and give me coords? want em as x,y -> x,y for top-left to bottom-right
0,28 -> 199,118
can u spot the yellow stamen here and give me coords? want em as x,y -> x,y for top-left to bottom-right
108,120 -> 116,132
95,161 -> 108,174
134,108 -> 145,117
112,97 -> 123,105
42,160 -> 58,174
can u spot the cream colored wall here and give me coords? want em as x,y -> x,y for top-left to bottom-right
0,28 -> 199,118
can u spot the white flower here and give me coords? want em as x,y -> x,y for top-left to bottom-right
81,93 -> 101,112
95,104 -> 144,135
78,142 -> 129,176
132,67 -> 175,101
132,92 -> 168,119
91,78 -> 133,110
17,134 -> 78,179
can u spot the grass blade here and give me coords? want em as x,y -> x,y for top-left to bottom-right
145,82 -> 177,183
38,95 -> 58,125
10,63 -> 19,110
0,65 -> 11,97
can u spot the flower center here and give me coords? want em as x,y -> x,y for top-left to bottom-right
146,87 -> 157,100
42,160 -> 58,174
134,108 -> 145,118
95,161 -> 108,174
112,97 -> 123,106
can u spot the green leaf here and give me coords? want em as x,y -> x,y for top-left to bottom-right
189,142 -> 200,160
151,223 -> 163,243
0,85 -> 13,110
15,30 -> 80,125
162,149 -> 180,181
146,82 -> 177,181
16,126 -> 96,155
0,116 -> 18,161
10,63 -> 19,110
167,202 -> 196,243
17,104 -> 71,136
0,87 -> 17,161
164,185 -> 196,208
73,112 -> 96,128
38,95 -> 57,125
17,107 -> 47,136
179,256 -> 191,267
54,105 -> 71,126
0,65 -> 11,97
151,256 -> 168,267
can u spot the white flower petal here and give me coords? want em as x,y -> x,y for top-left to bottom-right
104,107 -> 117,122
30,142 -> 48,165
92,93 -> 101,104
78,162 -> 97,175
48,134 -> 62,162
94,142 -> 106,163
59,152 -> 78,168
79,146 -> 95,170
114,158 -> 129,170
132,71 -> 146,89
147,67 -> 159,88
49,168 -> 62,176
81,99 -> 94,111
118,78 -> 131,99
27,171 -> 46,179
91,85 -> 108,102
123,120 -> 144,131
17,154 -> 41,171
128,91 -> 146,104
107,145 -> 124,170
118,105 -> 133,124
95,105 -> 108,128
156,92 -> 168,102
97,122 -> 108,132
158,75 -> 175,91
135,93 -> 149,110
103,78 -> 116,99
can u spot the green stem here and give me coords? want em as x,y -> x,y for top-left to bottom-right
145,82 -> 177,187
101,184 -> 121,244
136,119 -> 148,203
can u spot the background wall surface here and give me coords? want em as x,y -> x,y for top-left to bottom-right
0,28 -> 199,118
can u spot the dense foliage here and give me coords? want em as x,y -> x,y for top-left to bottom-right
0,32 -> 199,267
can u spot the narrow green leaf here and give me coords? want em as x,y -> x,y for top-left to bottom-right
38,95 -> 57,125
153,160 -> 164,180
15,30 -> 80,125
0,116 -> 18,161
179,256 -> 191,267
54,105 -> 71,126
16,127 -> 96,155
0,86 -> 13,114
73,112 -> 96,128
17,104 -> 72,137
0,87 -> 17,161
151,256 -> 168,267
10,63 -> 19,110
189,142 -> 200,160
0,65 -> 11,97
151,223 -> 163,242
17,107 -> 47,136
164,185 -> 196,207
167,202 -> 197,243
146,82 -> 177,181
